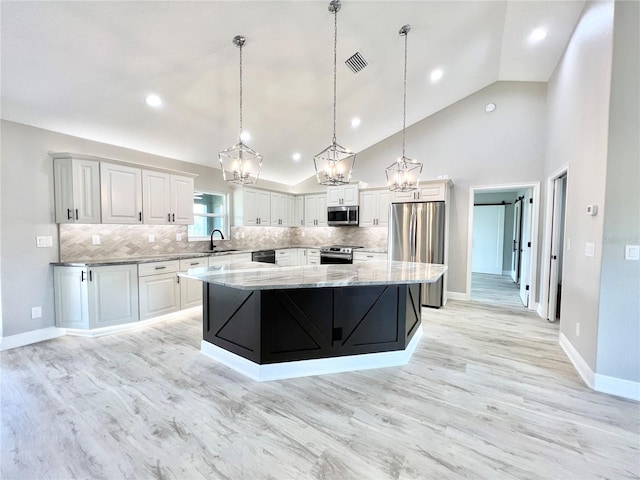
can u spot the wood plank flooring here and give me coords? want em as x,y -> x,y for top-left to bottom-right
2,301 -> 638,480
471,273 -> 527,309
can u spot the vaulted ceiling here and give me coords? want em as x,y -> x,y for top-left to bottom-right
1,1 -> 585,185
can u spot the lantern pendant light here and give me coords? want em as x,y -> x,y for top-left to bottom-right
314,0 -> 356,186
219,35 -> 263,185
386,25 -> 423,192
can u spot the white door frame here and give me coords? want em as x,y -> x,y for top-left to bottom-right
539,165 -> 569,320
466,182 -> 540,311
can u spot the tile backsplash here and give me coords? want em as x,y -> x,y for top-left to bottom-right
59,224 -> 388,261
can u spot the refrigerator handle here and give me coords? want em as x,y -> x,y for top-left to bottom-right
410,211 -> 417,262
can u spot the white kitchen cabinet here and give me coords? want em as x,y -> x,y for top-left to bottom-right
234,188 -> 271,226
54,264 -> 139,329
138,260 -> 180,320
360,189 -> 392,227
142,171 -> 194,225
304,194 -> 327,226
209,252 -> 253,266
353,251 -> 388,263
179,257 -> 208,309
275,249 -> 291,266
305,248 -> 321,265
100,162 -> 143,224
327,185 -> 359,206
392,179 -> 451,203
293,196 -> 305,227
53,156 -> 101,224
270,193 -> 289,226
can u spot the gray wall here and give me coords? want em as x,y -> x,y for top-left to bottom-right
596,0 -> 640,382
0,120 -> 290,337
545,1 -> 616,373
297,81 -> 547,295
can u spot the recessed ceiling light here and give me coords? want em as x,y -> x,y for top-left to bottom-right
292,153 -> 301,161
485,103 -> 496,113
240,131 -> 251,142
350,117 -> 361,128
430,68 -> 443,84
529,28 -> 547,43
145,94 -> 163,107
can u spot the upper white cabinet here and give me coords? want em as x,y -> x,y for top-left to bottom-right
305,194 -> 327,227
327,185 -> 359,206
100,162 -> 143,224
142,171 -> 194,225
235,188 -> 271,226
53,156 -> 101,224
360,189 -> 392,227
293,196 -> 304,227
392,179 -> 451,203
270,193 -> 289,226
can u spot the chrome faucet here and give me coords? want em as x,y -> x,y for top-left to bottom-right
210,229 -> 225,250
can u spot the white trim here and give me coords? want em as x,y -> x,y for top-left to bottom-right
467,183 -> 540,312
0,327 -> 66,351
200,325 -> 423,381
559,332 -> 595,389
594,374 -> 640,402
446,291 -> 469,301
502,270 -> 511,276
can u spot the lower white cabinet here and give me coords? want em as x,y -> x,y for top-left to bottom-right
306,248 -> 320,265
54,264 -> 139,329
138,260 -> 180,320
275,249 -> 291,266
353,251 -> 388,263
179,258 -> 208,309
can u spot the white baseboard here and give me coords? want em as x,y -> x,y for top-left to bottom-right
446,291 -> 469,301
201,325 -> 423,382
559,332 -> 639,401
0,327 -> 66,351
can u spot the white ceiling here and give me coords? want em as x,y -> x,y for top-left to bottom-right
1,1 -> 585,186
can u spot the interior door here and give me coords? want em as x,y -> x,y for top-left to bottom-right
472,205 -> 505,274
511,200 -> 522,282
519,193 -> 533,307
547,176 -> 566,321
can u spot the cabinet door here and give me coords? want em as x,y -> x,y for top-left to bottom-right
54,158 -> 75,223
393,190 -> 415,202
142,170 -> 171,224
305,195 -> 318,226
53,266 -> 89,328
243,189 -> 259,226
342,185 -> 359,206
326,187 -> 341,206
139,272 -> 180,320
101,163 -> 143,224
73,160 -> 101,223
286,195 -> 296,227
171,175 -> 194,225
256,190 -> 271,225
376,191 -> 392,227
270,193 -> 286,226
180,277 -> 203,309
88,265 -> 139,328
359,191 -> 376,227
316,195 -> 327,226
418,184 -> 446,201
295,196 -> 304,226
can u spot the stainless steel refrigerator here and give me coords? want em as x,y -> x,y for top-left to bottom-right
388,201 -> 446,307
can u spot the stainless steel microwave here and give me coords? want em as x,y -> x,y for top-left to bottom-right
327,206 -> 359,226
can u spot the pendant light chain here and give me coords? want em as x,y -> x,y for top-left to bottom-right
402,30 -> 408,160
239,41 -> 243,142
332,6 -> 338,145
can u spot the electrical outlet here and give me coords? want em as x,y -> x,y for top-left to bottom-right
31,306 -> 42,319
625,245 -> 640,260
576,322 -> 580,337
241,232 -> 245,239
36,236 -> 53,248
92,235 -> 101,245
176,233 -> 183,242
148,234 -> 155,243
585,242 -> 595,257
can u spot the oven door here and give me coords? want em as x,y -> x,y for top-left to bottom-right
320,253 -> 352,264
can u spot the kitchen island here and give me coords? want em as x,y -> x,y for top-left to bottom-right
181,261 -> 446,381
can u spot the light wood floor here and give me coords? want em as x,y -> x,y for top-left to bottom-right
2,301 -> 638,480
471,272 -> 527,309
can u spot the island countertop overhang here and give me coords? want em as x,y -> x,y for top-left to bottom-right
179,260 -> 447,290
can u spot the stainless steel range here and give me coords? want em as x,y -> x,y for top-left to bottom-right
319,245 -> 363,264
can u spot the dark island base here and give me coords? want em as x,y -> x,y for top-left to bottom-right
202,283 -> 422,365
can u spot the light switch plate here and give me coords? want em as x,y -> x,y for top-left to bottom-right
625,245 -> 640,260
148,234 -> 155,243
585,242 -> 595,257
31,306 -> 42,319
176,233 -> 183,242
36,236 -> 53,248
92,235 -> 101,245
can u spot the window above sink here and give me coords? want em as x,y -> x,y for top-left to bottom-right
188,191 -> 230,241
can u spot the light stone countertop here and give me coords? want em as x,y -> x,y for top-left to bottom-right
179,260 -> 446,290
51,250 -> 251,267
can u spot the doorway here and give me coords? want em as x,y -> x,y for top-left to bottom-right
467,183 -> 540,311
541,168 -> 568,322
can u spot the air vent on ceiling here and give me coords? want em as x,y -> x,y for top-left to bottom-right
345,52 -> 368,73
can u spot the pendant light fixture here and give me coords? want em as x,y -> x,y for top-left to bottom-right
314,0 -> 356,186
219,35 -> 262,185
386,25 -> 422,192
